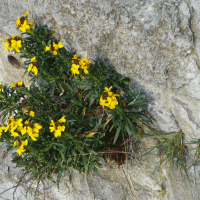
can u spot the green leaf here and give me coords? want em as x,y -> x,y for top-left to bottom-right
82,156 -> 88,167
113,122 -> 121,144
42,40 -> 46,46
93,166 -> 99,175
85,146 -> 98,155
125,123 -> 134,136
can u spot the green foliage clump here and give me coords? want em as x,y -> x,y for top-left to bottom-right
1,12 -> 151,185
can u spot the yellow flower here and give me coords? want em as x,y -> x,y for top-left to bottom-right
45,44 -> 51,51
28,63 -> 38,75
103,86 -> 113,97
24,108 -> 29,115
58,116 -> 66,123
24,122 -> 42,141
71,64 -> 80,75
11,39 -> 22,53
109,95 -> 119,109
79,59 -> 89,74
72,54 -> 78,60
49,120 -> 56,132
27,126 -> 39,141
53,42 -> 59,50
4,35 -> 21,53
28,57 -> 38,74
8,115 -> 14,122
53,42 -> 64,50
45,42 -> 63,55
6,117 -> 23,137
31,57 -> 36,63
31,66 -> 38,75
16,139 -> 28,156
28,21 -> 34,28
28,63 -> 33,72
17,81 -> 23,87
11,131 -> 19,137
13,141 -> 19,147
72,56 -> 90,75
14,46 -> 21,53
16,17 -> 21,27
54,126 -> 65,137
2,126 -> 9,133
24,119 -> 29,124
54,131 -> 61,137
58,42 -> 64,48
11,83 -> 16,88
24,108 -> 35,117
19,20 -> 30,32
49,117 -> 66,137
23,12 -> 29,17
83,58 -> 90,66
17,146 -> 25,156
20,126 -> 27,135
53,50 -> 58,55
26,126 -> 32,134
83,67 -> 89,74
11,82 -> 23,88
16,12 -> 34,33
16,12 -> 29,27
78,59 -> 84,67
54,125 -> 65,137
29,111 -> 35,117
4,40 -> 13,52
33,123 -> 42,133
0,82 -> 2,92
17,118 -> 23,126
100,87 -> 120,109
0,127 -> 3,138
100,95 -> 112,109
54,130 -> 61,137
21,139 -> 28,146
31,133 -> 39,141
19,19 -> 33,33
0,126 -> 9,137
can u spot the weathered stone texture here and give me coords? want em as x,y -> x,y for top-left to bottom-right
0,0 -> 200,199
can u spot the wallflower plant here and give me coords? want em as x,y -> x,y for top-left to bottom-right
1,12 -> 156,188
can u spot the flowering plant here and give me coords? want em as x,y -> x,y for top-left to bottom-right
0,12 -> 151,186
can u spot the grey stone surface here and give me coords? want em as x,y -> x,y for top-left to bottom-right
0,0 -> 200,199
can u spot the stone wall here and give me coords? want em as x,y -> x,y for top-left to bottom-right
0,0 -> 200,199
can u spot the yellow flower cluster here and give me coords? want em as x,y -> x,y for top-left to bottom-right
24,108 -> 35,117
27,57 -> 38,75
71,54 -> 90,75
0,112 -> 42,143
5,116 -> 23,137
49,116 -> 66,137
13,139 -> 28,156
100,86 -> 120,109
0,83 -> 2,92
4,35 -> 22,53
16,12 -> 34,33
11,81 -> 23,88
45,42 -> 64,55
20,119 -> 42,141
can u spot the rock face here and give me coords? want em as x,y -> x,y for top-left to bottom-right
0,0 -> 200,199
